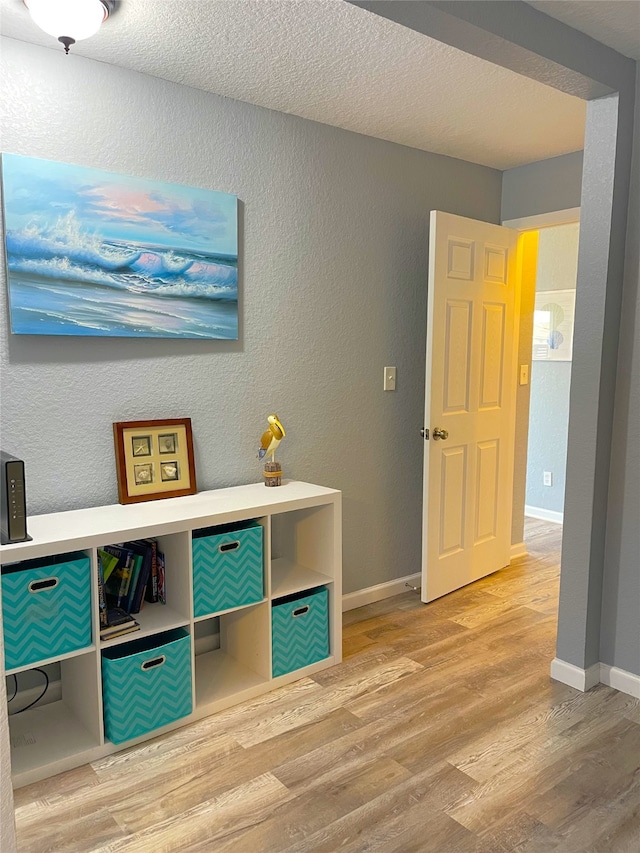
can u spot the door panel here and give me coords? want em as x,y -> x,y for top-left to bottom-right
480,302 -> 505,409
422,211 -> 519,602
439,445 -> 467,557
475,439 -> 499,543
444,299 -> 473,413
484,244 -> 509,283
448,239 -> 475,279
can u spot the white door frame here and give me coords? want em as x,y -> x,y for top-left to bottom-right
502,207 -> 581,231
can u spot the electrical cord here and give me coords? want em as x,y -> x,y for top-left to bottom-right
7,668 -> 49,715
7,674 -> 18,703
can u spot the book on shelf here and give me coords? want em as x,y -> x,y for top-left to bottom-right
157,548 -> 166,604
143,538 -> 159,604
97,551 -> 108,628
102,544 -> 135,610
99,539 -> 165,618
123,551 -> 143,613
98,549 -> 119,585
105,606 -> 135,627
123,539 -> 154,614
100,620 -> 140,641
100,607 -> 139,641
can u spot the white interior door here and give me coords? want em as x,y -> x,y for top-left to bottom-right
422,211 -> 519,602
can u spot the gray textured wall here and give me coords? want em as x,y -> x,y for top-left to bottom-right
600,63 -> 640,677
526,362 -> 572,514
557,90 -> 634,670
526,223 -> 579,516
501,151 -> 584,221
0,38 -> 502,599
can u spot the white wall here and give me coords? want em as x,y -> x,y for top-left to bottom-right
0,37 -> 502,599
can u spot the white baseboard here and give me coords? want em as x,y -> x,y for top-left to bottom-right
525,505 -> 564,524
342,573 -> 421,612
550,658 -> 640,698
550,658 -> 600,691
599,664 -> 640,699
510,542 -> 527,559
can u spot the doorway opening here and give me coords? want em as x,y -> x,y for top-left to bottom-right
504,210 -> 581,587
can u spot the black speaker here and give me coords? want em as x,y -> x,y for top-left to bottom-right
1,451 -> 32,544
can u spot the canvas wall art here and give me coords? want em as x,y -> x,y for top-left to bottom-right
1,154 -> 238,339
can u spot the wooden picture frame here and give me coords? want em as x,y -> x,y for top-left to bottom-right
113,418 -> 197,504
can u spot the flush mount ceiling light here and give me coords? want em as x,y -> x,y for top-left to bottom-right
24,0 -> 115,54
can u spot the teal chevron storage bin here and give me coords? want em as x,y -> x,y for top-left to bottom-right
101,628 -> 192,744
271,586 -> 330,677
192,521 -> 264,617
1,552 -> 92,671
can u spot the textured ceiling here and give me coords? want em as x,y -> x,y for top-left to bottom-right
0,0 -> 589,170
526,1 -> 640,60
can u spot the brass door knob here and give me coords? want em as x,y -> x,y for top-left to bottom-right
432,427 -> 449,441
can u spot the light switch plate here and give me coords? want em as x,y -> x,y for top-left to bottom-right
384,366 -> 397,391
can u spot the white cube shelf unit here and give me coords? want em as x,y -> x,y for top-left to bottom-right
0,481 -> 341,788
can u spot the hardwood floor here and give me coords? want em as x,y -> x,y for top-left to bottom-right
12,519 -> 640,852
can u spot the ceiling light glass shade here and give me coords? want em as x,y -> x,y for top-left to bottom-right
24,0 -> 108,42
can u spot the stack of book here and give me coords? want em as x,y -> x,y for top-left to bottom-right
100,607 -> 140,641
97,539 -> 166,641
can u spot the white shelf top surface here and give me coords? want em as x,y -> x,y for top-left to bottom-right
6,645 -> 97,677
0,481 -> 340,563
271,558 -> 333,599
100,606 -> 189,649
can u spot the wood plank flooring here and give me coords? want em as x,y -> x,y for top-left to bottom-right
12,519 -> 640,852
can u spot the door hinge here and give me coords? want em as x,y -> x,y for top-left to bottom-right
420,428 -> 429,440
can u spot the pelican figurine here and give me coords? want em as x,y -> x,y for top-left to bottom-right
258,414 -> 286,463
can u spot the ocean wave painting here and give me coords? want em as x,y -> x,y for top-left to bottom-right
1,154 -> 238,338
